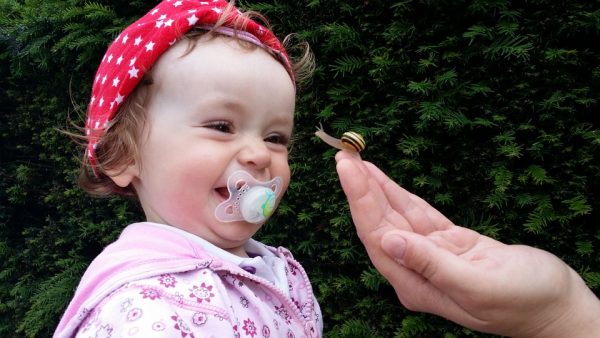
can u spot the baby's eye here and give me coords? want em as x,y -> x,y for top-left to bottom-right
265,134 -> 290,146
205,121 -> 233,133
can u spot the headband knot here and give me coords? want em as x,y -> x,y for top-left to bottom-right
85,0 -> 293,175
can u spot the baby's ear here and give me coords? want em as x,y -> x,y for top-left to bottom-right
107,162 -> 139,188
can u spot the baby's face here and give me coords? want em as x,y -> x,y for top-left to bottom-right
120,35 -> 295,256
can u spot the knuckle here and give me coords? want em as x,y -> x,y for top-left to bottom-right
416,256 -> 439,281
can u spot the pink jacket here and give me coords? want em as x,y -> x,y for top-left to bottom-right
54,222 -> 322,338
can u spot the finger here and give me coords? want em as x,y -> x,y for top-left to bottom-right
335,156 -> 412,244
377,232 -> 487,329
335,150 -> 368,175
381,231 -> 484,303
427,226 -> 482,255
364,162 -> 454,233
365,161 -> 452,229
381,230 -> 494,327
335,153 -> 384,214
428,226 -> 504,256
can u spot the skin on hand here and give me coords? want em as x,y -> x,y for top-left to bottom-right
334,150 -> 600,338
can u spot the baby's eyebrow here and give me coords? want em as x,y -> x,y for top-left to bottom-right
268,111 -> 294,123
190,95 -> 246,115
220,99 -> 247,113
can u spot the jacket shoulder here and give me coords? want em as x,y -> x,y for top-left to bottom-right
75,271 -> 235,337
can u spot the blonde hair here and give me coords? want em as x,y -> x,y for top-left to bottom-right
77,5 -> 314,197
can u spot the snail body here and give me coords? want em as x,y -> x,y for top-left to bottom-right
315,126 -> 366,153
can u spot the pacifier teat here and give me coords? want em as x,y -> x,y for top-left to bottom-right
215,170 -> 283,224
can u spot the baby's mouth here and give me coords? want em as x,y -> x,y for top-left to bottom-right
215,187 -> 230,201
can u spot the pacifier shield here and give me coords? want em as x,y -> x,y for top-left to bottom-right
215,170 -> 283,224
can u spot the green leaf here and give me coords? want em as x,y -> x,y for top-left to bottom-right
331,55 -> 364,77
576,241 -> 593,256
563,195 -> 592,216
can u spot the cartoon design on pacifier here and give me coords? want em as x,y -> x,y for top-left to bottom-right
215,170 -> 283,224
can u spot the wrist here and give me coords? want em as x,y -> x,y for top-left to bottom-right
519,270 -> 600,338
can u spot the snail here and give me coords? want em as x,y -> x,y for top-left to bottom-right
315,125 -> 366,153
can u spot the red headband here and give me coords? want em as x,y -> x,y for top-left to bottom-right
85,0 -> 293,175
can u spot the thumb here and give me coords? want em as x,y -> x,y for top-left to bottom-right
379,231 -> 490,328
381,231 -> 477,293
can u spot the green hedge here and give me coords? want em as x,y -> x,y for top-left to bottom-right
1,0 -> 599,337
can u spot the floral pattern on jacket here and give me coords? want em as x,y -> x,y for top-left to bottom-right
54,222 -> 322,338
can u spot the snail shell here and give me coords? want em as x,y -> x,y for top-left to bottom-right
315,126 -> 365,153
341,131 -> 366,152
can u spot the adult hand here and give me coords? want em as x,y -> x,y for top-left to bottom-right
335,151 -> 600,337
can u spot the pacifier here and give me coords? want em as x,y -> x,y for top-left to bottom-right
215,170 -> 283,224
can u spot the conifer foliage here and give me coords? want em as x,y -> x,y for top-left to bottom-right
1,0 -> 599,337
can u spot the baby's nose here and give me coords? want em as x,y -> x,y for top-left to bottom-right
237,138 -> 271,170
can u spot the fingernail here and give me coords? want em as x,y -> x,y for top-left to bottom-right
382,234 -> 406,261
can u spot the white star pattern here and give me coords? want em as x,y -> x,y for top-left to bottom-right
156,20 -> 164,28
173,1 -> 183,7
134,36 -> 142,46
129,57 -> 137,67
95,75 -> 101,84
212,7 -> 222,14
145,41 -> 155,51
187,14 -> 198,26
159,14 -> 167,20
90,96 -> 95,105
115,94 -> 125,104
128,66 -> 140,78
121,34 -> 129,44
200,1 -> 209,4
98,97 -> 104,107
164,19 -> 174,27
116,55 -> 124,65
112,77 -> 120,87
151,8 -> 159,15
101,75 -> 107,85
107,54 -> 113,63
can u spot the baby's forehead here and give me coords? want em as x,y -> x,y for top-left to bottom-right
146,33 -> 295,114
151,34 -> 291,86
161,33 -> 261,61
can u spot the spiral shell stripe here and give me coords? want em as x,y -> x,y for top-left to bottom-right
341,131 -> 366,152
